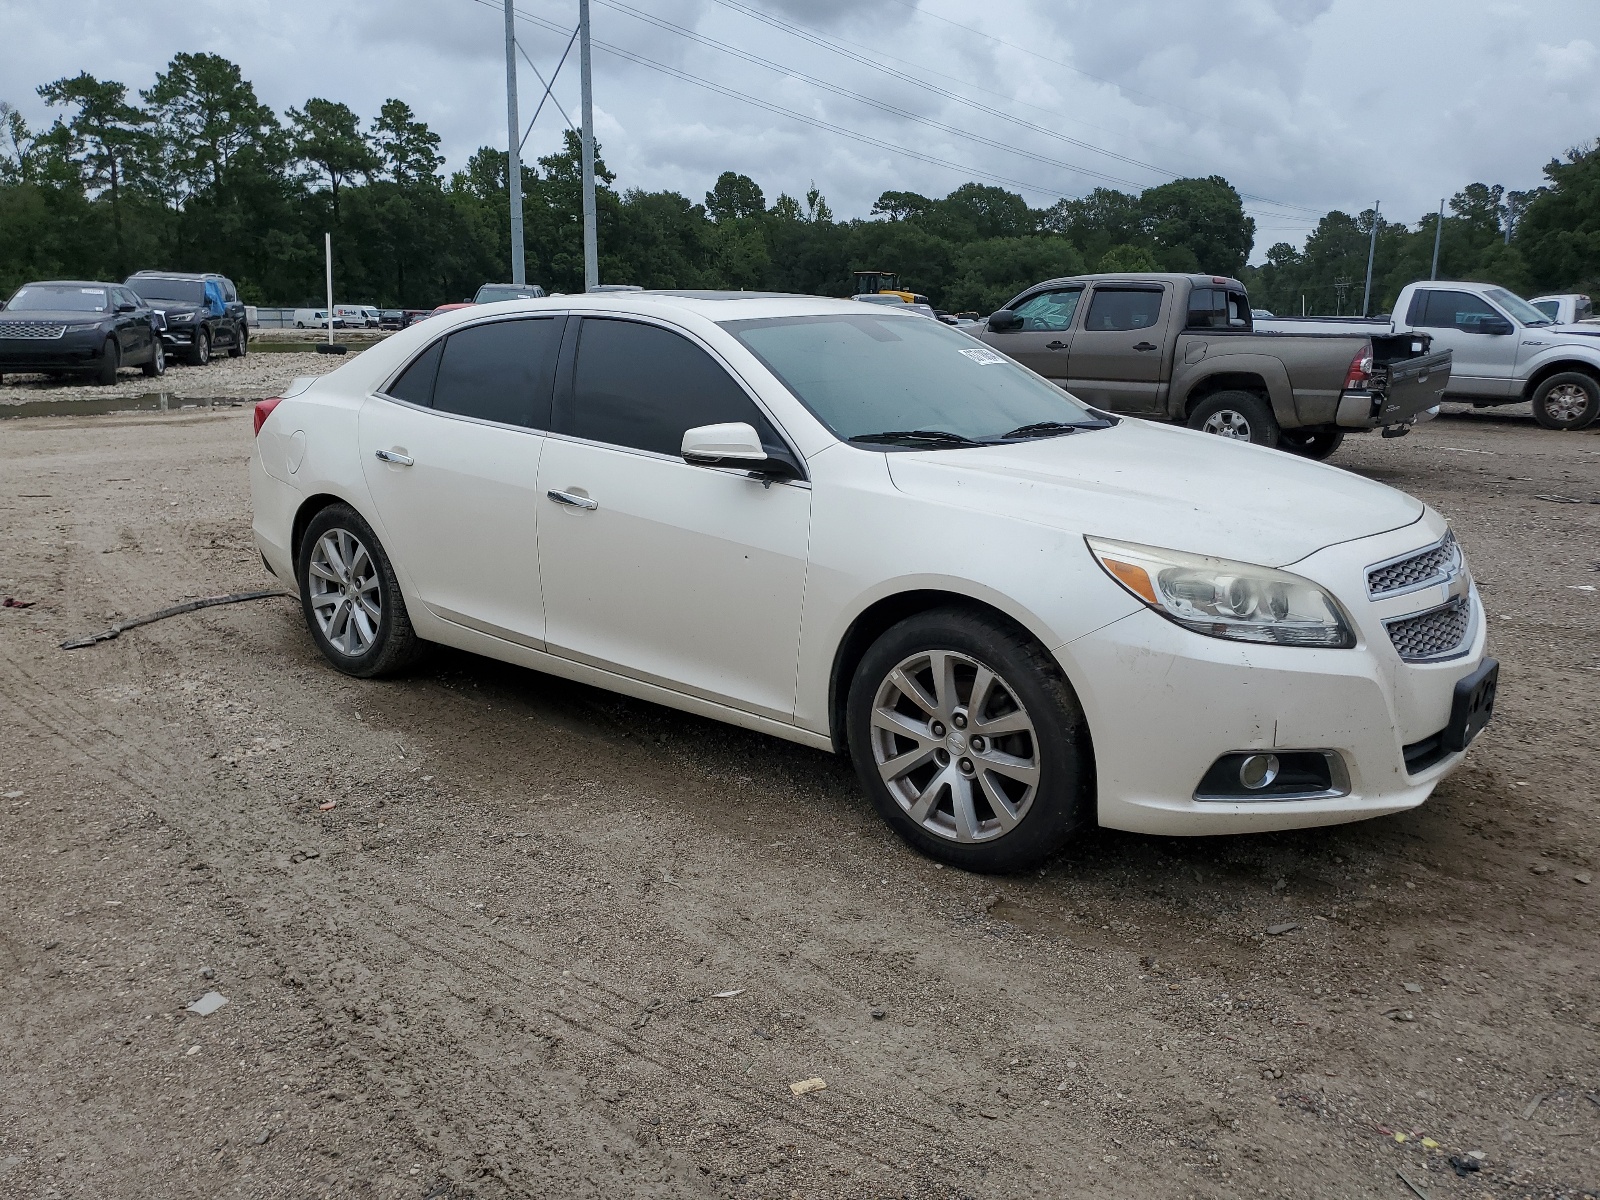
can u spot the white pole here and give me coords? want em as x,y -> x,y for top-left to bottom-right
579,0 -> 598,291
1430,198 -> 1444,280
504,0 -> 526,285
1361,200 -> 1380,318
324,232 -> 334,344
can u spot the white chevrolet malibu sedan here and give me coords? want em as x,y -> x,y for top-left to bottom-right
251,292 -> 1497,872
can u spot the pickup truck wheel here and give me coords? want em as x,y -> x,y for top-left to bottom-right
1187,391 -> 1280,447
1279,426 -> 1344,460
846,607 -> 1093,874
1530,372 -> 1600,431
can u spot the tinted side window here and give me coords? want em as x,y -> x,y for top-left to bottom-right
221,279 -> 237,302
1416,290 -> 1498,330
1011,288 -> 1082,332
1186,288 -> 1224,329
430,317 -> 561,428
1084,288 -> 1163,332
1225,291 -> 1251,327
562,318 -> 779,456
388,340 -> 444,406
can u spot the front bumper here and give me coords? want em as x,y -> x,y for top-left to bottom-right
1061,515 -> 1490,835
0,334 -> 112,371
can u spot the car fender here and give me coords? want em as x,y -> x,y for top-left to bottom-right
1517,343 -> 1600,393
1174,351 -> 1298,424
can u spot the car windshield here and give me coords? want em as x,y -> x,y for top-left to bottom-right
722,313 -> 1104,447
1487,288 -> 1552,326
5,285 -> 111,313
129,277 -> 206,304
475,285 -> 540,302
1532,300 -> 1559,320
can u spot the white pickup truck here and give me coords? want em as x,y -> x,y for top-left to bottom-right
1529,294 -> 1594,325
1257,281 -> 1600,430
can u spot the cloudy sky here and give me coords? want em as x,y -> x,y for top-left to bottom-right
4,0 -> 1597,259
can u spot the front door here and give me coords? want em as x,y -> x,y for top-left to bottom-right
1066,284 -> 1174,413
980,286 -> 1083,384
356,315 -> 564,646
1405,288 -> 1516,400
536,316 -> 811,719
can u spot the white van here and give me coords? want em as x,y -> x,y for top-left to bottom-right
335,304 -> 378,329
293,308 -> 336,329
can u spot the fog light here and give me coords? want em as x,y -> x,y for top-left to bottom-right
1238,754 -> 1281,790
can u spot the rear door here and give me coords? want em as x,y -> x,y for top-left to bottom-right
1065,283 -> 1175,412
1402,288 -> 1515,399
357,315 -> 564,646
979,285 -> 1083,384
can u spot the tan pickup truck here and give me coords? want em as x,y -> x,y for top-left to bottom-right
977,272 -> 1453,459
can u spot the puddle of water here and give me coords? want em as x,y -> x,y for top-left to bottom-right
0,393 -> 249,420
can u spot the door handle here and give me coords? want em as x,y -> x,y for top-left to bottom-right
547,489 -> 598,511
374,448 -> 413,466
1045,340 -> 1068,350
1133,341 -> 1158,352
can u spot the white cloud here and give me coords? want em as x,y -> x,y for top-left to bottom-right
2,0 -> 1596,259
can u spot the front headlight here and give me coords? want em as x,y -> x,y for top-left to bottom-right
168,310 -> 194,323
1086,537 -> 1356,648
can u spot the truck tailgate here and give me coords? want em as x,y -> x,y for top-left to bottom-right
1377,348 -> 1451,424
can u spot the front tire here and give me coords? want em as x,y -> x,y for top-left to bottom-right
846,607 -> 1093,873
188,327 -> 211,366
94,338 -> 120,386
1187,390 -> 1280,447
1530,371 -> 1600,431
296,504 -> 421,678
229,324 -> 248,357
142,338 -> 166,378
1279,425 -> 1344,460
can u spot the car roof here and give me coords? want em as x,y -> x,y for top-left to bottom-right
17,280 -> 123,289
445,292 -> 906,323
127,270 -> 228,281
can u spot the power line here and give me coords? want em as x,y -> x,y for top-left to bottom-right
467,0 -> 1327,230
702,0 -> 1323,217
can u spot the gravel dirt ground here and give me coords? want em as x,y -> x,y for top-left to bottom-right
0,403 -> 1596,1200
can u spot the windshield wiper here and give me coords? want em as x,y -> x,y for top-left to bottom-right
848,429 -> 982,448
999,419 -> 1113,439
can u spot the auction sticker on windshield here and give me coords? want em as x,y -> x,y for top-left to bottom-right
959,347 -> 1007,365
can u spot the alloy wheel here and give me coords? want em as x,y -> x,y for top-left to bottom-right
308,528 -> 381,656
1201,409 -> 1252,439
1544,382 -> 1589,424
869,649 -> 1040,843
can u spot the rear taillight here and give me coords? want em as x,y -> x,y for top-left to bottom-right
253,396 -> 282,436
1343,344 -> 1374,391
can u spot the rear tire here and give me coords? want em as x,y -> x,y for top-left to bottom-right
846,607 -> 1093,873
1186,390 -> 1280,447
296,503 -> 422,679
1279,425 -> 1345,460
1530,371 -> 1600,431
94,338 -> 119,386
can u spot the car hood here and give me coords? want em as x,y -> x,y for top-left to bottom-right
882,418 -> 1424,566
0,309 -> 110,324
1546,322 -> 1600,340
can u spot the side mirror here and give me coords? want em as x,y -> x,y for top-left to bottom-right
681,422 -> 800,479
1475,316 -> 1513,335
986,309 -> 1024,333
117,302 -> 138,312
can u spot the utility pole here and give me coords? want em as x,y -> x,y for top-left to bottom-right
1361,200 -> 1380,317
579,0 -> 599,292
1429,198 -> 1444,280
503,0 -> 526,285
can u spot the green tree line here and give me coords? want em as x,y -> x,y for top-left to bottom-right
3,53 -> 1597,314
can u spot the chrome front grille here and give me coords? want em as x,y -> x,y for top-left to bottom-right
1367,532 -> 1458,598
0,321 -> 68,340
1385,597 -> 1471,662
